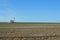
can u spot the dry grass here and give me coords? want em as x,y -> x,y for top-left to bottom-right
0,22 -> 60,40
0,28 -> 60,40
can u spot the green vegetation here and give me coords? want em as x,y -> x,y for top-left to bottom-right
0,22 -> 60,28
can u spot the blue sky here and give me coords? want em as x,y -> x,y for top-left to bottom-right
0,0 -> 60,22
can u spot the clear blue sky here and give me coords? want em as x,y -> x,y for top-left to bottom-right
0,0 -> 60,22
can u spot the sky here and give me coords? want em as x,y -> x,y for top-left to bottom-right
0,0 -> 60,22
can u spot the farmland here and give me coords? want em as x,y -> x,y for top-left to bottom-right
0,22 -> 60,40
0,22 -> 60,28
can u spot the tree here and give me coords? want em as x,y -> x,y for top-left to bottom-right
10,17 -> 15,23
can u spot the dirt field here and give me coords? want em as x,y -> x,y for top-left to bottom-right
0,22 -> 60,40
0,28 -> 60,40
